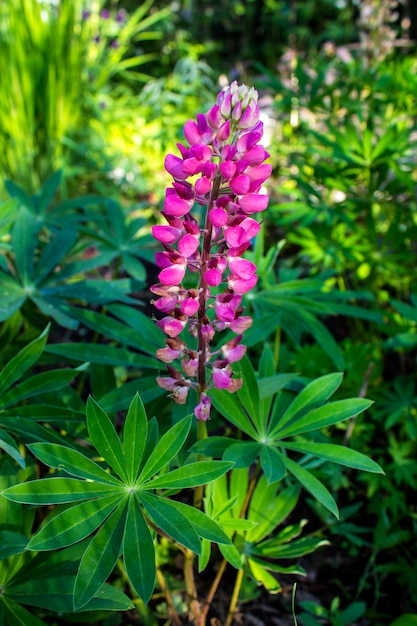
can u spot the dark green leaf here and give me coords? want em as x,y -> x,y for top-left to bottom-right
123,394 -> 148,484
139,492 -> 201,554
28,443 -> 123,486
86,397 -> 128,482
123,496 -> 156,604
2,478 -> 120,505
0,325 -> 49,397
281,441 -> 384,473
223,442 -> 262,468
138,415 -> 192,484
283,457 -> 339,518
260,446 -> 287,484
28,494 -> 122,551
74,499 -> 128,609
146,461 -> 234,490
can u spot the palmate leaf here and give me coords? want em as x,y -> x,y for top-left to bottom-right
283,456 -> 339,518
0,429 -> 26,468
86,397 -> 129,482
2,394 -> 235,608
28,495 -> 122,551
74,500 -> 128,610
0,324 -> 49,397
280,441 -> 384,474
1,597 -> 47,626
123,497 -> 156,605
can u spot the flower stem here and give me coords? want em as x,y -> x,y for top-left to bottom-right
225,566 -> 244,626
156,567 -> 182,626
184,548 -> 203,625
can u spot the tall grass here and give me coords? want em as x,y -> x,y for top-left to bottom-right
0,0 -> 169,195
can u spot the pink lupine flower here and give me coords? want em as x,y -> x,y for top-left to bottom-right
221,335 -> 247,362
157,316 -> 186,338
194,393 -> 211,421
151,81 -> 271,418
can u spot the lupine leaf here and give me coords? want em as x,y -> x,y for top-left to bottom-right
1,597 -> 47,626
254,535 -> 329,559
0,531 -> 28,559
160,499 -> 233,545
137,415 -> 192,484
123,496 -> 156,604
0,369 -> 81,409
270,373 -> 344,437
74,499 -> 128,610
275,398 -> 372,439
219,543 -> 242,569
122,394 -> 148,484
146,461 -> 234,490
45,343 -> 160,369
236,356 -> 260,427
2,478 -> 120,505
246,482 -> 300,544
0,325 -> 49,397
28,494 -> 122,551
0,430 -> 26,468
12,206 -> 39,284
283,456 -> 339,518
28,443 -> 123,486
223,442 -> 262,468
86,397 -> 128,482
210,389 -> 258,439
7,578 -> 133,612
248,559 -> 282,593
138,492 -> 201,554
34,228 -> 77,285
280,441 -> 384,473
260,446 -> 287,484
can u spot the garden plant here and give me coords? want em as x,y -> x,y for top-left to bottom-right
0,1 -> 417,625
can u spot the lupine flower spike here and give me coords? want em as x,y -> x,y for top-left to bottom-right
151,81 -> 271,420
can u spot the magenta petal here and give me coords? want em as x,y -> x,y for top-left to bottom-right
183,119 -> 201,146
195,176 -> 212,195
228,274 -> 258,294
228,258 -> 256,279
159,265 -> 186,286
229,316 -> 253,333
240,217 -> 260,239
222,343 -> 247,362
164,154 -> 187,179
205,268 -> 222,286
194,394 -> 211,421
153,296 -> 177,312
224,226 -> 245,247
164,189 -> 192,217
178,234 -> 200,257
152,225 -> 182,244
230,174 -> 251,195
239,194 -> 269,214
180,297 -> 200,316
157,317 -> 186,338
212,367 -> 232,389
209,207 -> 228,228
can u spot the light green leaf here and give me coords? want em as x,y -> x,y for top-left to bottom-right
275,398 -> 372,439
137,415 -> 192,484
28,494 -> 122,551
210,389 -> 258,439
74,499 -> 128,610
283,457 -> 339,518
246,482 -> 300,543
28,443 -> 123,486
138,492 -> 201,554
122,394 -> 148,484
86,397 -> 128,482
146,461 -> 234,490
248,559 -> 282,593
123,496 -> 156,604
270,373 -> 343,437
164,499 -> 232,545
219,543 -> 242,569
2,478 -> 120,505
280,442 -> 384,473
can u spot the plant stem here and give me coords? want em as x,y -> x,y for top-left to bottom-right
225,566 -> 244,626
156,567 -> 182,626
201,557 -> 228,623
184,548 -> 203,625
